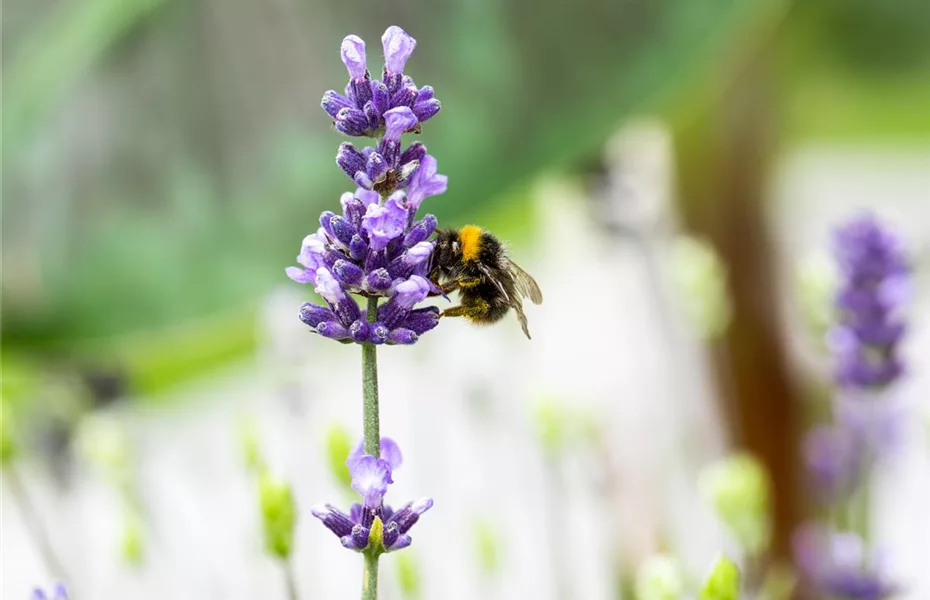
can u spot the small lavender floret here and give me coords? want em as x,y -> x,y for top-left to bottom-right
312,437 -> 432,553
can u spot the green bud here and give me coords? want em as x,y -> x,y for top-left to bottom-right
699,453 -> 772,555
76,414 -> 131,488
700,555 -> 740,600
474,517 -> 501,576
259,473 -> 297,560
759,561 -> 797,600
0,399 -> 18,466
325,423 -> 354,491
237,417 -> 265,474
670,236 -> 732,340
365,516 -> 385,556
534,397 -> 569,454
796,251 -> 838,342
121,510 -> 145,566
396,550 -> 421,599
635,555 -> 684,600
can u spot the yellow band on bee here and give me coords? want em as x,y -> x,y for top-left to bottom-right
459,225 -> 482,261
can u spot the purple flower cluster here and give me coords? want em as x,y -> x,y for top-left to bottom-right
795,214 -> 910,600
288,25 -> 448,345
312,438 -> 432,553
794,525 -> 897,600
323,26 -> 440,139
829,213 -> 910,389
324,26 -> 441,197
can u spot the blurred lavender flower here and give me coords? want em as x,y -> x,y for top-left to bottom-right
32,585 -> 68,600
322,26 -> 441,138
794,525 -> 898,600
312,437 -> 432,553
802,425 -> 862,503
829,214 -> 910,390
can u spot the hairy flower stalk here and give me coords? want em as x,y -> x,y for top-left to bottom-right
794,213 -> 909,600
290,25 -> 442,600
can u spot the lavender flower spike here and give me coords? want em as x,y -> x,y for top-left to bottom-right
312,438 -> 432,553
830,213 -> 910,391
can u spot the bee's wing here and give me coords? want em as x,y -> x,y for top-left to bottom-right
506,260 -> 543,305
476,262 -> 531,339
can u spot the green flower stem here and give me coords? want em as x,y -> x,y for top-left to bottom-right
363,551 -> 380,600
361,295 -> 381,600
362,296 -> 380,456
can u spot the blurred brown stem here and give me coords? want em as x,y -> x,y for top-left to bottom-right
672,21 -> 801,559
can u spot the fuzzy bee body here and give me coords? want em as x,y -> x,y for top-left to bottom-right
430,226 -> 543,339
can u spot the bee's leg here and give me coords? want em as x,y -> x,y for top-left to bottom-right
439,276 -> 480,295
440,305 -> 469,318
440,298 -> 489,320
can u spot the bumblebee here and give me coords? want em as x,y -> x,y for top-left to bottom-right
430,225 -> 543,339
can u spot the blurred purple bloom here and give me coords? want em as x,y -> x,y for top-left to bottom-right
794,525 -> 898,600
831,213 -> 909,390
322,26 -> 440,138
32,585 -> 68,600
803,425 -> 862,503
312,439 -> 432,553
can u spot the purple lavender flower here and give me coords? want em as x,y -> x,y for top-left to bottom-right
32,585 -> 68,600
830,214 -> 910,390
322,26 -> 441,138
312,437 -> 432,553
290,24 -> 448,346
794,525 -> 898,600
802,425 -> 862,503
290,186 -> 442,345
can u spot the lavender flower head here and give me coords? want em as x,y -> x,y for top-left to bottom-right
829,214 -> 910,390
323,26 -> 440,139
794,524 -> 898,600
288,24 -> 449,345
312,437 -> 432,554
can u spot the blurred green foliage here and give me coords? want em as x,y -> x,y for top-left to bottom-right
699,555 -> 740,600
3,0 -> 928,393
324,422 -> 354,493
699,453 -> 772,556
258,472 -> 297,560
